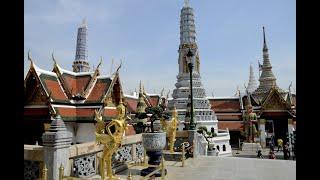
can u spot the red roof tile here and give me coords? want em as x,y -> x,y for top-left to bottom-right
215,114 -> 242,120
148,96 -> 159,107
125,125 -> 136,136
125,98 -> 138,113
218,121 -> 243,131
56,107 -> 96,117
43,79 -> 68,101
103,108 -> 118,117
210,99 -> 240,112
86,78 -> 111,102
62,74 -> 91,95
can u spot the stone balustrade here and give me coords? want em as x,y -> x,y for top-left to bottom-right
24,145 -> 44,180
24,134 -> 144,179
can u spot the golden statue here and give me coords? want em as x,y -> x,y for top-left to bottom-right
95,98 -> 127,180
167,106 -> 179,153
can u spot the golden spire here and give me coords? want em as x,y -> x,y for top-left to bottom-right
184,0 -> 189,7
27,49 -> 34,67
139,80 -> 142,93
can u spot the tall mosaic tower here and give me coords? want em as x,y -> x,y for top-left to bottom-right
72,19 -> 90,72
254,27 -> 279,94
169,0 -> 218,131
246,63 -> 258,93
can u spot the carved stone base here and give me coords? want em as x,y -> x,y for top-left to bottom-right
140,151 -> 167,177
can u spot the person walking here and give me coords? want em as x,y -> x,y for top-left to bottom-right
269,150 -> 276,159
257,149 -> 263,159
277,138 -> 283,152
215,148 -> 220,156
283,144 -> 290,160
269,141 -> 275,152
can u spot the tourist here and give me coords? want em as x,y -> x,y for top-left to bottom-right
269,141 -> 275,152
292,143 -> 296,160
216,148 -> 220,156
257,149 -> 263,159
277,138 -> 283,152
269,151 -> 276,159
283,144 -> 290,160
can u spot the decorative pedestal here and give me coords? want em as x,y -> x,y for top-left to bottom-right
140,133 -> 167,177
162,151 -> 186,161
42,115 -> 72,180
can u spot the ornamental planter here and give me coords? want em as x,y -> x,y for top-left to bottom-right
140,132 -> 167,177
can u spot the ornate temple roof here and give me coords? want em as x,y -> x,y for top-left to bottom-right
209,98 -> 242,113
24,54 -> 123,121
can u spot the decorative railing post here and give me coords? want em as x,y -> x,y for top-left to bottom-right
182,143 -> 185,167
99,156 -> 105,180
161,156 -> 165,180
42,115 -> 72,180
42,164 -> 48,180
59,164 -> 64,180
143,150 -> 147,167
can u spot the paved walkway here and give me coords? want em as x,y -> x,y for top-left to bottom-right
232,148 -> 296,160
116,156 -> 296,180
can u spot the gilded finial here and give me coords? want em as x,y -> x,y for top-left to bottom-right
160,88 -> 164,97
115,59 -> 122,73
288,81 -> 292,92
139,80 -> 142,93
184,0 -> 190,7
263,26 -> 268,50
52,52 -> 57,65
96,56 -> 102,70
166,90 -> 170,99
81,18 -> 87,28
27,49 -> 34,65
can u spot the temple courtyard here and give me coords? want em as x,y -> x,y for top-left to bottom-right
113,156 -> 296,180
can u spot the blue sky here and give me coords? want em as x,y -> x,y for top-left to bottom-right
24,0 -> 296,96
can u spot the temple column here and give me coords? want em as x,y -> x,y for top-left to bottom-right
42,115 -> 72,180
258,119 -> 266,148
288,119 -> 294,148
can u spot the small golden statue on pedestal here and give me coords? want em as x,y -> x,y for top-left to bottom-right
167,105 -> 179,153
95,98 -> 127,180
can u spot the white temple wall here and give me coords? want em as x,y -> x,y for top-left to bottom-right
76,123 -> 96,143
65,122 -> 77,144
